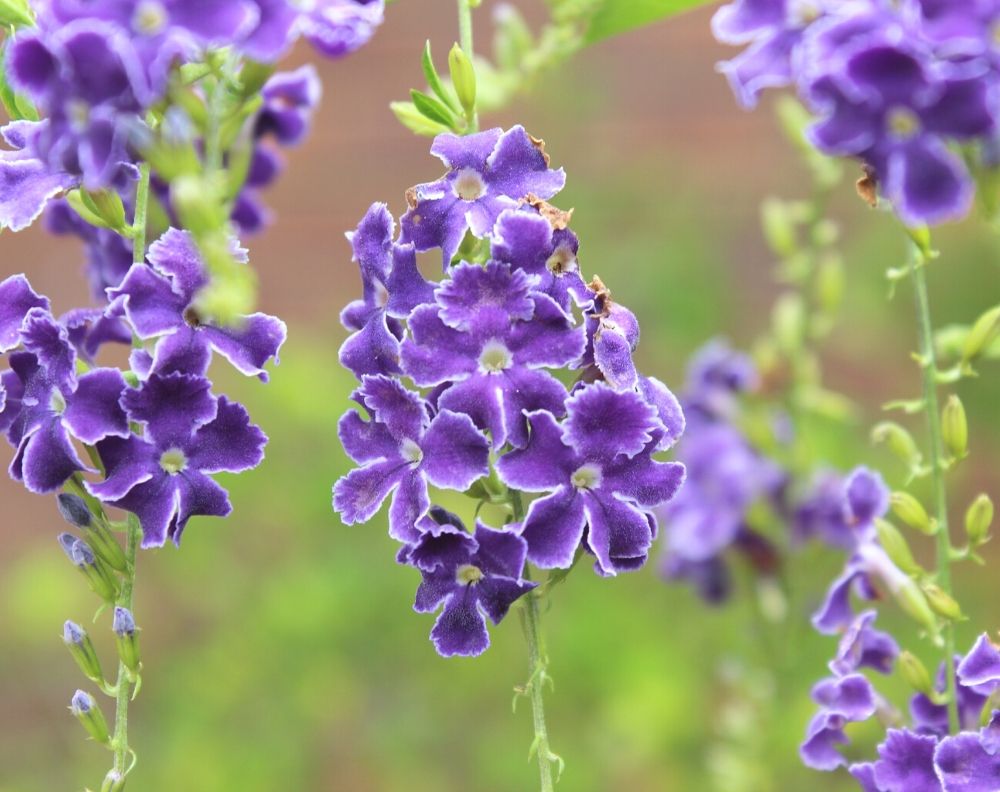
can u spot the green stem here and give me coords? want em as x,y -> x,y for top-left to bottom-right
111,513 -> 141,777
908,244 -> 960,734
132,163 -> 151,265
456,0 -> 479,133
510,493 -> 556,791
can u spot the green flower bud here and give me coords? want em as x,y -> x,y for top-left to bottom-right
894,575 -> 939,636
875,519 -> 922,575
70,691 -> 110,745
101,770 -> 126,792
81,190 -> 128,234
0,0 -> 35,27
113,608 -> 141,676
890,491 -> 935,535
941,395 -> 968,460
961,305 -> 1000,364
965,494 -> 994,546
448,43 -> 477,117
63,621 -> 104,685
922,583 -> 965,621
871,421 -> 923,470
772,293 -> 806,353
814,254 -> 844,316
761,198 -> 797,258
85,523 -> 128,574
898,650 -> 936,699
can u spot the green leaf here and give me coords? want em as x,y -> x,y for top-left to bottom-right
421,41 -> 459,114
410,89 -> 458,129
389,101 -> 450,137
584,0 -> 719,44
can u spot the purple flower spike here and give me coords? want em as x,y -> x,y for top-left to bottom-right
334,375 -> 490,542
404,519 -> 536,657
401,261 -> 585,448
497,383 -> 685,574
400,126 -> 567,267
109,228 -> 286,379
87,373 -> 266,547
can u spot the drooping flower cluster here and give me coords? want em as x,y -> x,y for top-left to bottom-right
800,466 -> 1000,790
333,126 -> 687,656
0,0 -> 380,234
712,0 -> 1000,225
657,340 -> 786,602
0,227 -> 282,547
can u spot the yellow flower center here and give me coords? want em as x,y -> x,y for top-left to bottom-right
456,564 -> 484,585
887,108 -> 920,140
571,463 -> 602,491
454,168 -> 486,201
159,448 -> 187,475
133,1 -> 168,35
478,340 -> 513,373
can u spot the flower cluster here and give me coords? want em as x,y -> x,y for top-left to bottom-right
800,466 -> 1000,790
0,227 -> 281,546
333,126 -> 687,656
657,340 -> 786,602
712,0 -> 1000,225
0,0 -> 379,234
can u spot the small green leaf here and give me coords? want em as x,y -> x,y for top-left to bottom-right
390,101 -> 450,137
584,0 -> 719,44
410,89 -> 458,129
421,41 -> 459,113
0,0 -> 34,28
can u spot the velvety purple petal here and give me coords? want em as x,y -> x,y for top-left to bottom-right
120,372 -> 217,448
847,45 -> 929,107
355,374 -> 427,442
639,376 -> 686,450
808,78 -> 880,154
887,136 -> 973,227
339,313 -> 403,379
87,434 -> 157,502
499,367 -> 568,450
406,522 -> 476,572
583,491 -> 654,575
520,487 -> 586,569
711,0 -> 785,44
813,673 -> 879,720
490,208 -> 553,273
430,590 -> 490,657
472,521 -> 529,580
62,368 -> 129,444
300,0 -> 384,59
338,408 -> 398,464
200,312 -> 286,378
414,566 -> 456,613
388,469 -> 429,543
605,456 -> 685,509
509,293 -> 585,368
437,261 -> 534,330
0,275 -> 49,352
145,227 -> 212,302
812,562 -> 864,635
419,410 -> 489,490
399,305 -> 478,385
60,308 -> 131,361
476,575 -> 535,624
109,472 -> 179,548
187,397 -> 266,474
436,374 -> 506,447
430,128 -> 502,170
850,763 -> 882,792
148,325 -> 211,377
935,732 -> 1000,792
831,610 -> 899,676
385,243 -> 435,319
171,470 -> 232,544
108,264 -> 187,338
485,126 -> 565,200
957,634 -> 1000,697
872,729 -> 939,792
846,467 -> 889,525
496,409 -> 577,491
348,202 -> 393,296
20,308 -> 76,388
923,76 -> 997,139
563,383 -> 660,460
333,458 -> 407,525
0,155 -> 75,233
399,186 -> 464,268
16,421 -> 89,493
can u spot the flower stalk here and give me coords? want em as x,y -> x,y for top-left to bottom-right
907,241 -> 959,734
110,514 -> 141,779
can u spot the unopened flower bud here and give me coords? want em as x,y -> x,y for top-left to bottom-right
815,254 -> 844,315
60,534 -> 119,602
69,690 -> 110,745
896,577 -> 939,636
113,607 -> 140,675
101,770 -> 126,792
922,583 -> 965,622
57,494 -> 92,528
890,491 -> 934,535
85,523 -> 128,573
448,43 -> 476,116
898,650 -> 936,698
63,621 -> 104,684
761,198 -> 797,258
942,395 -> 968,460
871,422 -> 922,470
772,293 -> 806,352
965,494 -> 994,546
961,305 -> 1000,363
875,520 -> 922,575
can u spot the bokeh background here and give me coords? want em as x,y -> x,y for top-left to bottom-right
2,2 -> 999,790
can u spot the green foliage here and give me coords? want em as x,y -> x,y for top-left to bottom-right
582,0 -> 721,44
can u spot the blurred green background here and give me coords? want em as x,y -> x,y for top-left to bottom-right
1,2 -> 999,790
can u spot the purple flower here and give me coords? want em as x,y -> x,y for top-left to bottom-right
87,372 -> 267,547
935,712 -> 1000,792
869,729 -> 941,791
400,260 -> 585,449
800,673 -> 878,770
0,274 -> 49,352
401,516 -> 536,657
682,338 -> 757,421
400,127 -> 566,267
829,610 -> 898,677
496,383 -> 685,574
807,35 -> 996,225
109,228 -> 286,379
578,285 -> 642,391
239,0 -> 383,62
333,375 -> 490,542
338,203 -> 431,379
0,121 -> 77,232
0,309 -> 129,493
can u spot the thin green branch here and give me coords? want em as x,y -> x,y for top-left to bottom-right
111,513 -> 141,778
